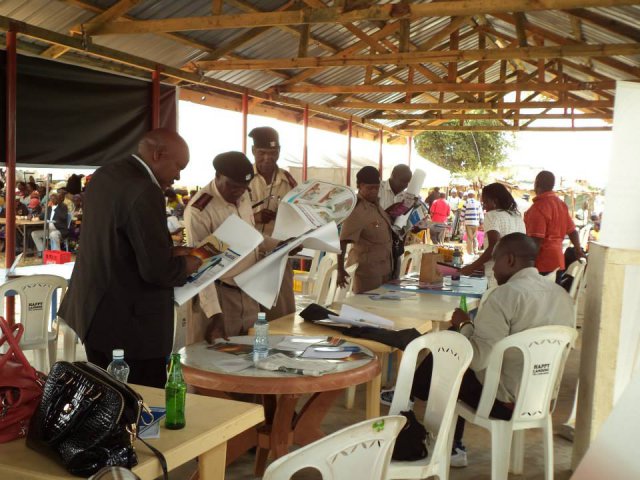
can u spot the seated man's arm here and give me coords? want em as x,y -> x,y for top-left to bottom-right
466,291 -> 511,373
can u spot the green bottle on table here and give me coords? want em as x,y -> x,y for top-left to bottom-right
165,353 -> 186,430
459,294 -> 468,313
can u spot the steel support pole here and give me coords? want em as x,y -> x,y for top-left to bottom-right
151,67 -> 160,130
5,29 -> 17,325
241,91 -> 248,154
302,105 -> 309,181
346,117 -> 353,186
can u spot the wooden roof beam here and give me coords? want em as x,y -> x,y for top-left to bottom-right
371,112 -> 612,120
399,125 -> 611,132
564,8 -> 640,43
196,43 -> 640,70
279,81 -> 617,94
88,1 -> 640,35
334,99 -> 613,110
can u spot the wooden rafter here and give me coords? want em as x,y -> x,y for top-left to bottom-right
371,112 -> 612,120
87,1 -> 640,35
397,125 -> 612,132
196,43 -> 640,70
564,8 -> 640,43
332,100 -> 613,110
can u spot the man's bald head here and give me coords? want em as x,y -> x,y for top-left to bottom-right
389,164 -> 412,195
492,233 -> 539,285
534,170 -> 555,195
138,129 -> 189,190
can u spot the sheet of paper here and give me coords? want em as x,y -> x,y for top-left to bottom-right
173,215 -> 263,305
235,222 -> 340,308
327,304 -> 394,328
300,349 -> 353,359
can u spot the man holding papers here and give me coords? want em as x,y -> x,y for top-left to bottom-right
337,166 -> 394,293
248,126 -> 297,320
185,152 -> 284,340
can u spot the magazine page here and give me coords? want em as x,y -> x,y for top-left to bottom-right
234,221 -> 340,308
173,214 -> 263,305
271,180 -> 356,240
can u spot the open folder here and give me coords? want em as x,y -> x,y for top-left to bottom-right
326,304 -> 394,329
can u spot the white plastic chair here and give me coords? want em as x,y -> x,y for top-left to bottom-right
295,254 -> 338,309
386,331 -> 474,480
263,415 -> 406,480
294,250 -> 322,294
456,325 -> 577,480
0,274 -> 68,372
332,262 -> 358,303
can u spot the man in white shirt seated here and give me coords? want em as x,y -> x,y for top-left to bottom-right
31,192 -> 69,253
410,233 -> 575,467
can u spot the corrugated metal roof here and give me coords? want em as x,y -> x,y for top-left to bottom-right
0,0 -> 637,132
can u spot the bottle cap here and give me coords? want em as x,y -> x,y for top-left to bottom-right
257,312 -> 266,321
112,349 -> 124,359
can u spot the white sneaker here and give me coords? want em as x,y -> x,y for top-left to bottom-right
450,446 -> 468,468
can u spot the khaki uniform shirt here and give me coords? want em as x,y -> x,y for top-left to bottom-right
248,167 -> 297,236
340,195 -> 394,293
184,180 -> 277,318
248,166 -> 298,319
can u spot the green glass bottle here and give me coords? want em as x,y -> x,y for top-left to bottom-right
459,294 -> 468,313
165,353 -> 186,430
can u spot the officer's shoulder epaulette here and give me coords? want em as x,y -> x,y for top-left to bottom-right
282,169 -> 298,189
191,193 -> 213,211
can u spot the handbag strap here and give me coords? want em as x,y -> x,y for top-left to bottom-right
138,436 -> 168,480
0,316 -> 31,371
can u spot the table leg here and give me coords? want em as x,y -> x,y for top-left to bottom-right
293,390 -> 342,446
198,442 -> 227,480
365,372 -> 382,419
255,394 -> 298,476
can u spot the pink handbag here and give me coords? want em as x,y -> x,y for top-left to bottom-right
0,316 -> 45,442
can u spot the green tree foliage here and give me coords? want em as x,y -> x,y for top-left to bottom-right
414,122 -> 513,178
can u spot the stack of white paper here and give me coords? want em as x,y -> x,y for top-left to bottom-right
327,304 -> 394,329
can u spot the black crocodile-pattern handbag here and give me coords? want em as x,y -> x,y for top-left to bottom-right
26,361 -> 143,477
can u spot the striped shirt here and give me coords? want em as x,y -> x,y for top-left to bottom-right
461,198 -> 484,226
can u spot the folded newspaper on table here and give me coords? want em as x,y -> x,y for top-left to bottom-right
173,215 -> 263,305
255,353 -> 338,377
327,304 -> 394,329
235,180 -> 356,309
270,180 -> 357,240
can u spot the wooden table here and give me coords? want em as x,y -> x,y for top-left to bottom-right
181,338 -> 380,476
0,385 -> 264,480
0,218 -> 45,255
266,311 -> 433,417
340,287 -> 480,331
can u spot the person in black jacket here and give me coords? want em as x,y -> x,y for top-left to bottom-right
58,129 -> 202,387
31,192 -> 69,252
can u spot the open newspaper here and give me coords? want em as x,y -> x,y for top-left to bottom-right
271,180 -> 357,240
173,214 -> 263,305
235,180 -> 356,309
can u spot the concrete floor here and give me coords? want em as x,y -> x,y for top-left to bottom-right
29,329 -> 579,480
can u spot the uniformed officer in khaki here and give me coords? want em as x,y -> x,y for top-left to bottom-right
337,166 -> 394,294
248,126 -> 297,320
184,151 -> 278,341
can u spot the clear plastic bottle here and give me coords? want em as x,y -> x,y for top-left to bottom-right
452,248 -> 463,267
106,349 -> 130,383
253,312 -> 269,362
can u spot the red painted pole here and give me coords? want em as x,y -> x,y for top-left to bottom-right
5,29 -> 17,325
378,128 -> 383,174
302,104 -> 309,181
151,66 -> 160,130
241,91 -> 248,154
407,135 -> 413,167
346,116 -> 353,186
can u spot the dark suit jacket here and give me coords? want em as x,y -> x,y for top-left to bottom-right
43,202 -> 69,237
58,156 -> 188,359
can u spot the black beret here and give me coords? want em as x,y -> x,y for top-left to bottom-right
212,151 -> 255,183
356,166 -> 381,184
249,126 -> 280,148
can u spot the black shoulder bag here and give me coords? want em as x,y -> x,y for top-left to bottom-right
392,410 -> 429,461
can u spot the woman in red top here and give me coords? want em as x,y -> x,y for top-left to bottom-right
429,192 -> 451,244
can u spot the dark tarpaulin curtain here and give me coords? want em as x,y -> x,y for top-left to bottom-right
0,51 -> 176,167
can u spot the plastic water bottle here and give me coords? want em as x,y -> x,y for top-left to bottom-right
107,349 -> 130,383
253,312 -> 269,362
165,353 -> 186,430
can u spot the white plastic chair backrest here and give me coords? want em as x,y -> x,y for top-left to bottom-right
332,263 -> 358,303
0,274 -> 67,346
390,331 -> 473,463
566,258 -> 587,301
579,224 -> 592,247
307,250 -> 322,278
311,254 -> 336,294
314,264 -> 338,306
262,415 -> 406,480
475,325 -> 577,422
